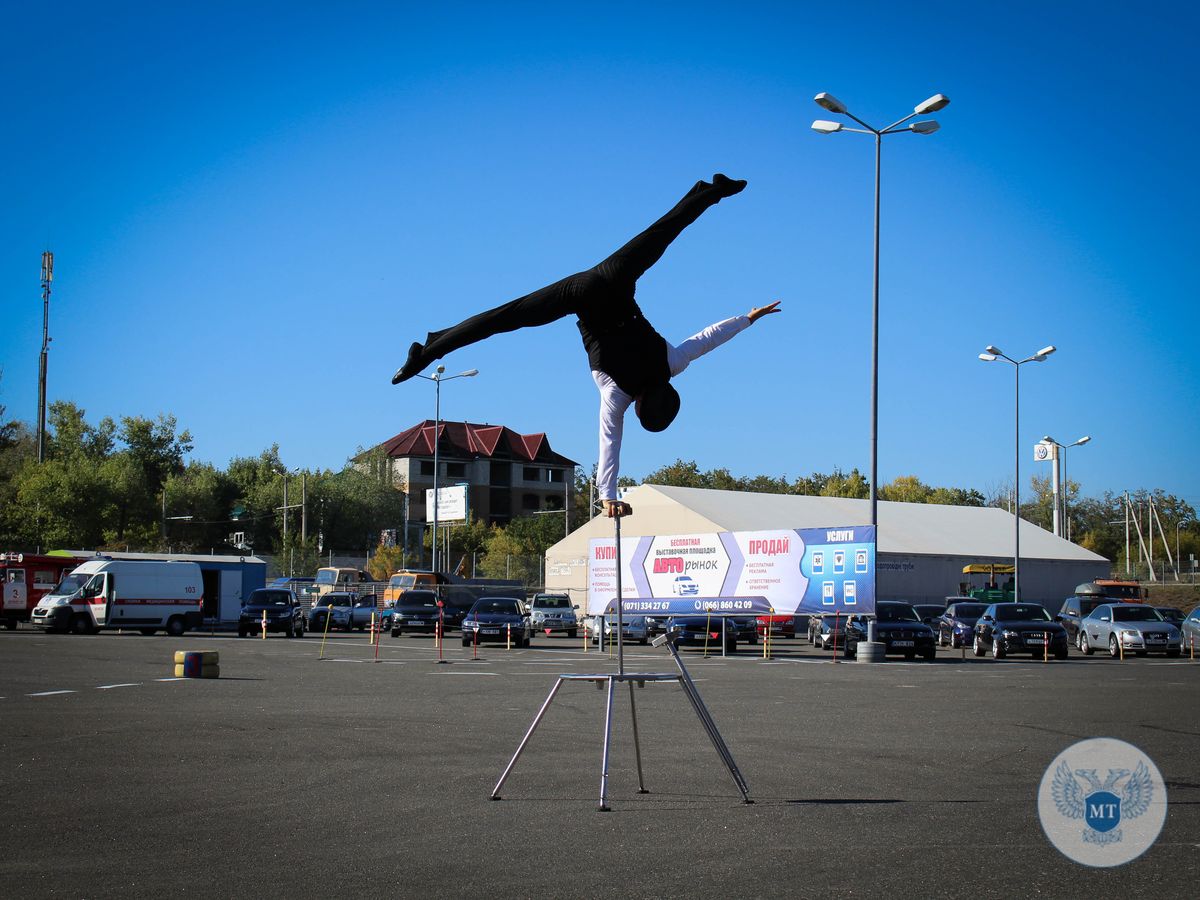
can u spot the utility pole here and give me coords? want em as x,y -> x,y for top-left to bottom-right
37,252 -> 53,463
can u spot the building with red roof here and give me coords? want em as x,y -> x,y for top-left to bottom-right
374,420 -> 578,527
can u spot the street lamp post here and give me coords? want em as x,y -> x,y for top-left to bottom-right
1042,435 -> 1091,540
415,366 -> 477,573
980,345 -> 1056,601
812,91 -> 949,527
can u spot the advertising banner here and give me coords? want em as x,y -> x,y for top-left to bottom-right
588,526 -> 876,617
425,483 -> 468,522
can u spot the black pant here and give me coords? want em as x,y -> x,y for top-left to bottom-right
414,178 -> 734,366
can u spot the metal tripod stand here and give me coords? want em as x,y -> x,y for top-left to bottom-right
491,509 -> 751,811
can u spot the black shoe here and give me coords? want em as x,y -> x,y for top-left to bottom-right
712,173 -> 747,198
391,342 -> 426,384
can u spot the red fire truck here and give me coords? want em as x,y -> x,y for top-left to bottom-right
1,552 -> 88,629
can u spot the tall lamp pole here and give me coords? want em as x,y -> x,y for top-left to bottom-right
1042,435 -> 1091,539
812,91 -> 949,526
415,366 -> 477,573
37,252 -> 54,464
980,345 -> 1056,600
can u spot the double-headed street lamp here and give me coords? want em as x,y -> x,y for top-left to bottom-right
979,345 -> 1056,600
415,365 -> 478,573
812,91 -> 949,527
1042,434 -> 1091,539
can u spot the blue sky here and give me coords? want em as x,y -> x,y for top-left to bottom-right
3,1 -> 1197,508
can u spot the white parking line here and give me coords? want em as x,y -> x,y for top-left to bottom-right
96,683 -> 141,690
28,690 -> 75,697
427,671 -> 498,676
155,677 -> 188,682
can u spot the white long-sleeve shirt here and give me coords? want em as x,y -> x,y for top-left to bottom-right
593,314 -> 752,501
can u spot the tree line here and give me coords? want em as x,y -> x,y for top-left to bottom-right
2,394 -> 1194,583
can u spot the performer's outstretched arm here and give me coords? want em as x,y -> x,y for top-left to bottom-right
593,371 -> 633,508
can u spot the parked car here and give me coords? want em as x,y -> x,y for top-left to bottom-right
590,614 -> 649,645
973,603 -> 1069,660
348,594 -> 382,631
1155,606 -> 1185,625
529,593 -> 579,637
808,613 -> 845,645
937,601 -> 989,649
756,614 -> 800,639
730,616 -> 759,645
238,588 -> 305,638
811,614 -> 850,651
843,602 -> 936,660
389,589 -> 443,638
1078,603 -> 1182,658
307,592 -> 355,632
1182,606 -> 1200,653
461,597 -> 533,648
1055,594 -> 1110,643
912,603 -> 947,630
665,615 -> 737,653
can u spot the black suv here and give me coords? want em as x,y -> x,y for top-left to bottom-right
238,588 -> 305,638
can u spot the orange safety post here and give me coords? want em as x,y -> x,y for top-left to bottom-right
506,623 -> 511,650
473,625 -> 479,660
1043,631 -> 1048,663
261,610 -> 267,640
833,612 -> 840,664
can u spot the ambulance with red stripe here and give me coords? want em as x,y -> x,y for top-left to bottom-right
30,558 -> 204,636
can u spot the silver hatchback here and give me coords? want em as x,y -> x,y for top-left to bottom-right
1078,603 -> 1182,658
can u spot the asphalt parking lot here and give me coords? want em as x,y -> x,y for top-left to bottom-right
1,628 -> 1197,899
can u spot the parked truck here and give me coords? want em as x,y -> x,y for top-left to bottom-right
1,552 -> 88,629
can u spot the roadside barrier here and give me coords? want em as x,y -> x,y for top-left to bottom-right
174,649 -> 219,679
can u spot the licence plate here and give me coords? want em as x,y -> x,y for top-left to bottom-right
481,628 -> 499,635
1025,637 -> 1046,644
892,640 -> 914,647
1146,635 -> 1165,642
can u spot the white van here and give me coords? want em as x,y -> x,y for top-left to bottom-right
31,559 -> 204,636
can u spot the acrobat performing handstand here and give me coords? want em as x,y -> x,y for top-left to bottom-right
392,174 -> 781,515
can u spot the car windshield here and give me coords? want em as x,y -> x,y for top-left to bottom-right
389,574 -> 417,590
876,604 -> 919,623
1079,598 -> 1105,615
1156,607 -> 1183,622
998,605 -> 1050,621
314,570 -> 339,585
1113,606 -> 1163,622
534,595 -> 570,609
317,595 -> 352,608
400,594 -> 438,608
51,573 -> 90,597
913,606 -> 944,618
249,591 -> 290,606
474,599 -> 519,615
952,604 -> 987,618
